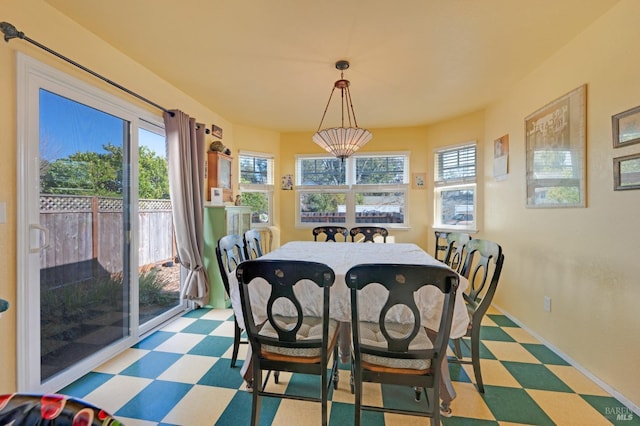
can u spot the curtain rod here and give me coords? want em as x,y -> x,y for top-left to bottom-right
0,21 -> 208,126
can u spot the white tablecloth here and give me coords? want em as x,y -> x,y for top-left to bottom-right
228,241 -> 470,339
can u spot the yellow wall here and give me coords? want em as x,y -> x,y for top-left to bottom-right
2,0 -> 639,411
0,0 -> 253,391
482,0 -> 640,407
233,124 -> 282,246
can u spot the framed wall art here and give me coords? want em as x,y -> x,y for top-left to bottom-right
613,153 -> 640,190
493,134 -> 509,180
612,105 -> 640,148
525,85 -> 586,208
212,124 -> 223,139
411,172 -> 426,189
281,174 -> 293,190
210,187 -> 223,205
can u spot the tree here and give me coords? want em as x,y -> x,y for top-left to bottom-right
138,145 -> 170,199
40,143 -> 169,199
241,192 -> 269,222
301,193 -> 346,213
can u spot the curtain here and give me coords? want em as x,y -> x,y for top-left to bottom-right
163,110 -> 209,307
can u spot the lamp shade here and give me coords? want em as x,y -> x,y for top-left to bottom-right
312,127 -> 373,160
313,60 -> 372,160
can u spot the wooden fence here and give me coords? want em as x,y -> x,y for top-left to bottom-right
39,195 -> 175,282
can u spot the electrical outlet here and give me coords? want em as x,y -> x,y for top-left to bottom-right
544,296 -> 551,312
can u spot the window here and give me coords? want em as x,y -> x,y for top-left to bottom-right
434,143 -> 477,231
296,153 -> 409,227
239,151 -> 274,226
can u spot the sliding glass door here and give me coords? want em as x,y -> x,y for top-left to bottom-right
137,126 -> 183,332
38,89 -> 132,382
17,54 -> 186,392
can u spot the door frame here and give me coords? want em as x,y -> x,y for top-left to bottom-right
16,53 -> 187,393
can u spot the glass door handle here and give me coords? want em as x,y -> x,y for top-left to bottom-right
29,224 -> 50,253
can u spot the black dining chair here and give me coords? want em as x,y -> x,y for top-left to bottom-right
349,226 -> 388,243
346,263 -> 459,426
312,226 -> 349,242
236,259 -> 340,426
442,231 -> 472,276
243,228 -> 264,259
449,238 -> 504,393
434,230 -> 449,261
215,234 -> 249,368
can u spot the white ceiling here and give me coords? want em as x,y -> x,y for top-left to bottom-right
45,0 -> 619,132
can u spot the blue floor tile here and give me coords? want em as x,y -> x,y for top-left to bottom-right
115,380 -> 192,422
581,395 -> 640,425
197,358 -> 245,389
501,361 -> 573,392
133,330 -> 175,350
187,335 -> 234,357
480,325 -> 516,342
522,343 -> 570,365
181,308 -> 212,319
119,351 -> 182,378
180,319 -> 223,335
487,314 -> 518,328
58,371 -> 114,398
216,390 -> 281,426
481,385 -> 554,425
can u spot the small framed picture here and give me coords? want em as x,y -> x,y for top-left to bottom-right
493,134 -> 509,180
412,172 -> 426,189
210,187 -> 224,204
613,153 -> 640,190
212,124 -> 223,139
281,174 -> 293,190
612,105 -> 640,148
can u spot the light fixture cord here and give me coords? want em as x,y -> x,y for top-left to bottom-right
340,73 -> 346,128
345,86 -> 358,128
315,65 -> 362,131
316,86 -> 337,132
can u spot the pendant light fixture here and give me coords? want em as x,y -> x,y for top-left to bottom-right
312,60 -> 372,160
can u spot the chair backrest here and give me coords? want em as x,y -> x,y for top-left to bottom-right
346,263 -> 458,357
460,238 -> 504,319
312,226 -> 348,242
259,227 -> 274,254
349,226 -> 388,243
434,230 -> 449,261
215,234 -> 247,295
443,232 -> 472,275
236,260 -> 335,352
243,228 -> 264,259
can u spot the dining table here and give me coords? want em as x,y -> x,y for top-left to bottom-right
227,241 -> 470,404
229,241 -> 469,335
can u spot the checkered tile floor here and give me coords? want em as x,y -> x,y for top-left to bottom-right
59,306 -> 637,425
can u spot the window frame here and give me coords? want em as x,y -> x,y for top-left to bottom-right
238,150 -> 275,227
433,142 -> 478,232
295,152 -> 410,228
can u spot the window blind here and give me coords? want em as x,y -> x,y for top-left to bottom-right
435,144 -> 476,184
